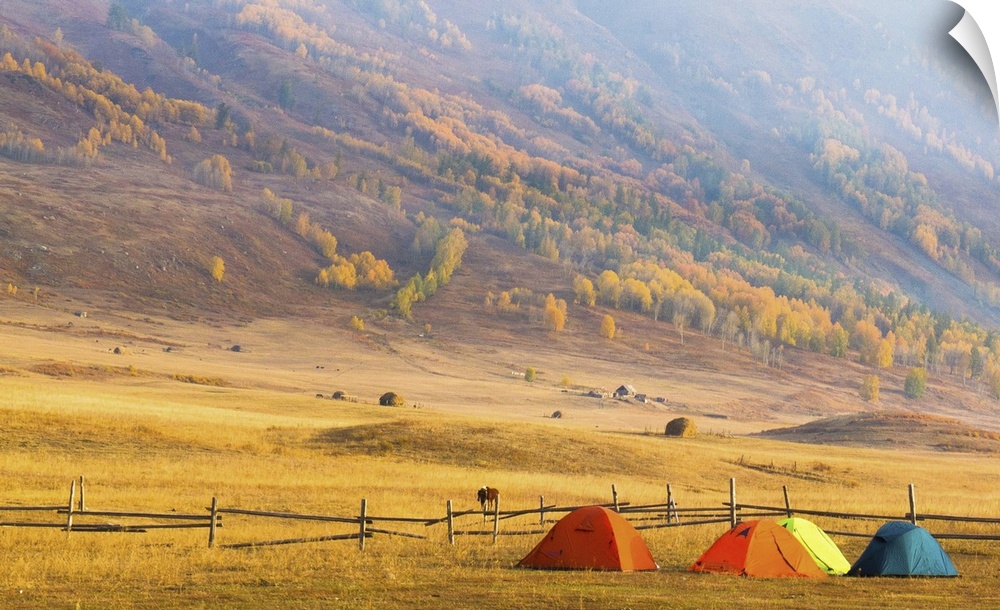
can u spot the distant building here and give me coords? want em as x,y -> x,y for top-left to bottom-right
613,385 -> 636,398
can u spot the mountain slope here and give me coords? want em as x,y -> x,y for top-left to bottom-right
2,0 -> 1000,409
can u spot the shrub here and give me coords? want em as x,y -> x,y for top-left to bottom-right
379,392 -> 404,407
248,160 -> 273,173
665,417 -> 697,437
524,367 -> 537,382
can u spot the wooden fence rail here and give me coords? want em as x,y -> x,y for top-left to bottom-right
57,509 -> 215,521
216,507 -> 358,524
747,480 -> 1000,542
727,502 -> 913,523
6,478 -> 1000,549
213,499 -> 428,549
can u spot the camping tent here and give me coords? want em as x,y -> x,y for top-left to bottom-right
848,521 -> 958,577
517,505 -> 658,572
690,520 -> 828,578
778,517 -> 851,575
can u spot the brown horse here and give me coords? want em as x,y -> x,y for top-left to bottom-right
477,486 -> 499,519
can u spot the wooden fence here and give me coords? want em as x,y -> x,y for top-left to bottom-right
1,477 -> 221,535
4,477 -> 1000,549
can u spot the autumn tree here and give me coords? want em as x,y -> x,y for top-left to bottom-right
261,188 -> 294,225
851,319 -> 883,365
391,275 -> 422,318
317,256 -> 357,290
544,293 -> 567,332
829,324 -> 849,358
193,154 -> 233,192
573,274 -> 596,306
600,314 -> 616,340
904,367 -> 927,399
860,374 -> 879,403
876,334 -> 895,369
429,228 -> 467,285
673,297 -> 694,344
349,251 -> 396,289
209,256 -> 225,283
596,270 -> 622,308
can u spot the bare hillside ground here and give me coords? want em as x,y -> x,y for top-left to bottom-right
3,260 -> 999,439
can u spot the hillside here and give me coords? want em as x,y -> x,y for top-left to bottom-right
2,0 -> 1000,434
756,411 -> 1000,453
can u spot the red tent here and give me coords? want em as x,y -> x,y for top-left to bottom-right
690,520 -> 828,578
517,506 -> 658,572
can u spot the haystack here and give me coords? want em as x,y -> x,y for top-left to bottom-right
665,417 -> 697,437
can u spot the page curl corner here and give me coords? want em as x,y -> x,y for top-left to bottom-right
951,2 -> 1000,124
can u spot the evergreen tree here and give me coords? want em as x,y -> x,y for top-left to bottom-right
107,4 -> 128,31
278,79 -> 295,110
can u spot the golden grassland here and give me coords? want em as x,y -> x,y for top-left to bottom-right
3,372 -> 1000,609
2,298 -> 1000,608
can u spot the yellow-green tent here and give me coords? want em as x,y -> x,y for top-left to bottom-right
778,517 -> 851,575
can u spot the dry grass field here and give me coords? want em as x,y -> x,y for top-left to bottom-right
3,297 -> 1000,609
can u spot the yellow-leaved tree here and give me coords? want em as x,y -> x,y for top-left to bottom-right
544,293 -> 567,332
193,154 -> 233,192
600,314 -> 616,340
860,374 -> 879,403
209,256 -> 225,283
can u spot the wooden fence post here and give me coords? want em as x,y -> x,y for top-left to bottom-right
908,484 -> 917,525
491,498 -> 500,544
539,496 -> 545,526
446,500 -> 455,545
208,497 -> 218,548
729,478 -> 737,528
612,485 -> 619,512
666,484 -> 677,524
66,480 -> 76,535
359,499 -> 368,551
783,485 -> 792,518
79,476 -> 86,512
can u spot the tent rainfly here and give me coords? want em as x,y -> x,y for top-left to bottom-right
690,520 -> 828,578
778,517 -> 851,575
848,521 -> 958,577
517,506 -> 658,572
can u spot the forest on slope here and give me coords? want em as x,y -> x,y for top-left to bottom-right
2,0 -> 1000,395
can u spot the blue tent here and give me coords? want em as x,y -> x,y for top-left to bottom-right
848,521 -> 958,577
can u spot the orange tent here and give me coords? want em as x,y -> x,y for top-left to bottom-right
517,506 -> 658,572
690,520 -> 828,578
